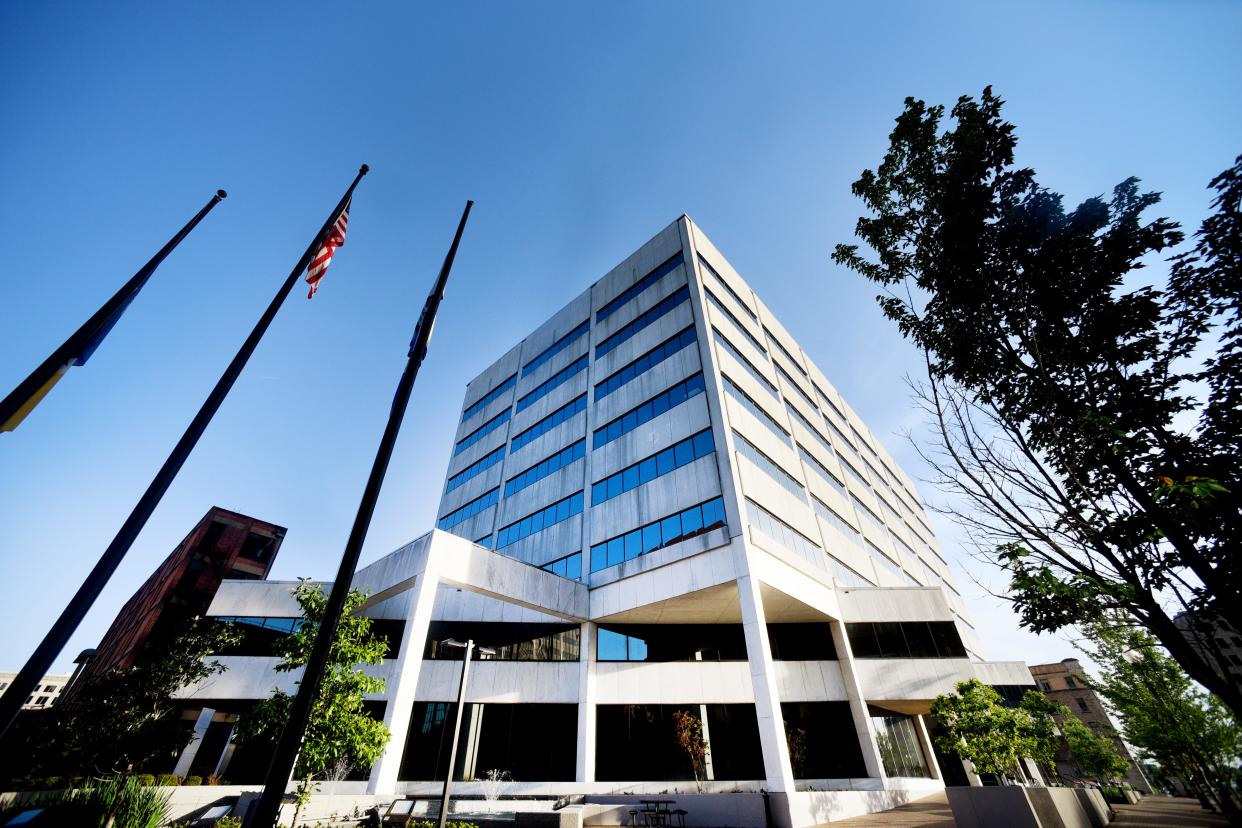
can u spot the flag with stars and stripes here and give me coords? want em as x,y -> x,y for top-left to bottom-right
304,204 -> 350,298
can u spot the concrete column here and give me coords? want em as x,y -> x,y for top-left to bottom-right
172,707 -> 215,778
575,621 -> 597,782
914,715 -> 941,782
369,561 -> 441,794
735,573 -> 795,794
829,621 -> 887,780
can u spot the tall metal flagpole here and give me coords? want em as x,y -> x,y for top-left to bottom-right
0,189 -> 228,432
0,166 -> 370,740
247,200 -> 474,828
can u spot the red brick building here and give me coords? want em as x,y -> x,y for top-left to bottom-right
79,507 -> 285,683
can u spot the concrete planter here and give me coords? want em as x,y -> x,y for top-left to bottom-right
1072,788 -> 1113,827
947,785 -> 1095,828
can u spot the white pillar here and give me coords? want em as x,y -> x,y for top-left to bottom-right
914,715 -> 941,782
830,622 -> 887,780
575,621 -> 596,782
735,574 -> 795,794
369,562 -> 441,794
173,707 -> 215,778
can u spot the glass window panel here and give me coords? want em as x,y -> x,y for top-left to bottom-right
656,448 -> 676,475
622,466 -> 640,492
667,383 -> 687,406
567,555 -> 582,580
638,401 -> 654,423
652,393 -> 670,417
624,532 -> 642,560
661,514 -> 682,544
702,498 -> 726,528
627,636 -> 648,661
598,629 -> 628,661
607,537 -> 624,566
607,475 -> 623,499
681,506 -> 703,536
519,517 -> 532,537
623,411 -> 638,433
590,544 -> 606,572
693,431 -> 714,457
642,523 -> 662,553
639,457 -> 658,484
557,499 -> 571,521
591,482 -> 606,503
674,439 -> 694,467
530,510 -> 545,534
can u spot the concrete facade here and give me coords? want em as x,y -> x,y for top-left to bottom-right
175,217 -> 1033,826
0,672 -> 71,710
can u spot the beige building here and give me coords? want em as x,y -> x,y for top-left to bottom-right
0,672 -> 72,710
1029,659 -> 1151,793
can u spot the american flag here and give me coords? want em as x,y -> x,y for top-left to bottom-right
305,205 -> 350,299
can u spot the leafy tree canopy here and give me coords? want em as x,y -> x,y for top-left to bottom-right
834,86 -> 1242,717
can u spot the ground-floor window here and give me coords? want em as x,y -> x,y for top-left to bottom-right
868,706 -> 930,778
781,701 -> 868,779
595,704 -> 764,781
399,702 -> 577,781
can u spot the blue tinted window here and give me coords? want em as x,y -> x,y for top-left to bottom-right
437,488 -> 499,530
496,492 -> 583,548
522,320 -> 590,378
593,374 -> 706,449
461,373 -> 516,423
595,326 -> 697,401
510,394 -> 586,454
595,285 -> 691,359
681,506 -> 703,535
591,430 -> 714,507
589,497 -> 726,573
598,629 -> 629,661
445,446 -> 505,493
455,409 -> 512,456
504,440 -> 585,497
596,252 -> 684,322
516,355 -> 588,412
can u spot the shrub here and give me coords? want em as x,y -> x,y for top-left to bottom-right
184,775 -> 203,786
136,774 -> 156,786
0,776 -> 170,827
213,817 -> 243,828
156,773 -> 182,786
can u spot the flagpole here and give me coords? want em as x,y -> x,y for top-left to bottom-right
247,199 -> 474,828
0,165 -> 370,741
0,189 -> 228,432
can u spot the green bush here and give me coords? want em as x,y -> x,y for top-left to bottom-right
135,774 -> 156,786
41,775 -> 65,790
184,775 -> 203,786
212,817 -> 243,828
0,776 -> 170,828
156,773 -> 182,786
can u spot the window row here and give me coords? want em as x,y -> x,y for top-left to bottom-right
597,623 -> 748,662
595,285 -> 690,359
733,430 -> 805,501
704,287 -> 767,356
438,488 -> 499,530
592,373 -> 706,449
722,374 -> 791,446
763,326 -> 808,376
841,458 -> 871,492
697,255 -> 757,321
812,494 -> 861,540
776,363 -> 817,412
590,497 -> 727,572
745,498 -> 824,568
851,492 -> 888,536
596,252 -> 684,322
515,354 -> 588,413
595,325 -> 697,402
496,491 -> 584,548
868,541 -> 916,586
445,445 -> 505,493
714,328 -> 779,398
847,621 -> 967,659
787,402 -> 834,458
504,439 -> 585,497
425,621 -> 581,662
510,394 -> 586,453
455,408 -> 511,456
521,320 -> 589,378
591,430 -> 715,505
212,616 -> 404,659
823,415 -> 858,455
801,445 -> 846,495
541,551 -> 583,581
461,373 -> 516,423
826,555 -> 876,589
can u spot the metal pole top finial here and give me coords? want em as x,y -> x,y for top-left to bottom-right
216,189 -> 228,200
360,164 -> 370,175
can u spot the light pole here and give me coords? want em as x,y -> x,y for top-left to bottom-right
438,638 -> 496,828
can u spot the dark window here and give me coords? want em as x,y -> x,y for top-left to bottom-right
238,532 -> 277,563
596,624 -> 747,662
1065,675 -> 1078,688
782,701 -> 868,778
595,703 -> 763,782
424,621 -> 579,661
1077,697 -> 1090,713
767,624 -> 837,660
847,622 -> 966,659
400,702 -> 577,781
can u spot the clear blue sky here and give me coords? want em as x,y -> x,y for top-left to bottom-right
1,2 -> 1238,674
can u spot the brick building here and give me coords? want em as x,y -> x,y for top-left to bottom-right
1029,658 -> 1151,792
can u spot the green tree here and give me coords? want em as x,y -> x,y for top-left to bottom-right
1058,716 -> 1130,782
931,679 -> 1033,783
9,618 -> 240,781
1077,618 -> 1240,818
832,87 -> 1242,718
235,580 -> 390,827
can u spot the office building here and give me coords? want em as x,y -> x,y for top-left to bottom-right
1030,659 -> 1151,793
177,217 -> 1033,825
0,672 -> 72,710
1174,610 -> 1242,683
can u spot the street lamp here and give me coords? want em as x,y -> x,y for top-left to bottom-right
438,638 -> 497,828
